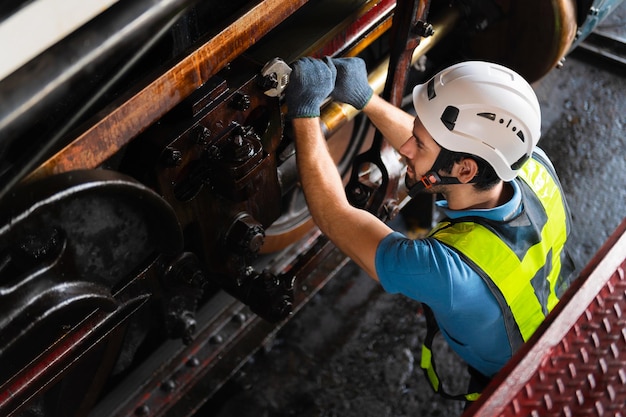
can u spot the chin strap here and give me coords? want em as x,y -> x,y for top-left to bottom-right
406,147 -> 482,198
407,171 -> 462,198
407,148 -> 464,198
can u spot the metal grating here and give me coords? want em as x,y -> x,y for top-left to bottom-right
510,263 -> 626,416
467,219 -> 626,417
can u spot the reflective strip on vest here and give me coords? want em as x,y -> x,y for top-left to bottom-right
430,158 -> 568,342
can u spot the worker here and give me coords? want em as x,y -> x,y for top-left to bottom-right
284,57 -> 575,402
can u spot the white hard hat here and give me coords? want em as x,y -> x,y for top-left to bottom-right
412,61 -> 541,181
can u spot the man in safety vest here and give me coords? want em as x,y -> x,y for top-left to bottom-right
284,57 -> 574,402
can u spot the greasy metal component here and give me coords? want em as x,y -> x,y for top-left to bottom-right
0,234 -> 118,379
345,0 -> 430,218
0,289 -> 150,417
119,57 -> 294,323
25,0 -> 310,183
162,252 -> 206,344
0,169 -> 184,269
209,122 -> 268,202
90,229 -> 347,417
226,212 -> 266,256
91,294 -> 265,417
382,0 -> 430,107
259,57 -> 292,97
0,169 -> 184,416
163,252 -> 206,288
466,219 -> 626,417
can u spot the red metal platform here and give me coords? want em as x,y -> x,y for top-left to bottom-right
466,218 -> 626,417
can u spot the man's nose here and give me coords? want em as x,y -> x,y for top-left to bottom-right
399,137 -> 415,158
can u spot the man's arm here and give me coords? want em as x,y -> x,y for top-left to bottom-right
329,58 -> 414,152
362,94 -> 414,151
292,117 -> 394,281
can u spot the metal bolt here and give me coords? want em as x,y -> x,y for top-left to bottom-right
413,20 -> 434,38
193,125 -> 211,146
348,183 -> 371,207
231,92 -> 251,111
135,405 -> 150,416
163,147 -> 183,167
186,356 -> 200,367
226,213 -> 265,255
232,134 -> 254,161
179,312 -> 197,344
161,379 -> 176,392
271,296 -> 293,319
233,312 -> 247,324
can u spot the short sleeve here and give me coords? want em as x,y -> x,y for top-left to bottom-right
375,231 -> 459,309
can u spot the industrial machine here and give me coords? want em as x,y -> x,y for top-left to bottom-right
0,0 -> 623,416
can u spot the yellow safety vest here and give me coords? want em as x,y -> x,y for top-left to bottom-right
420,154 -> 572,401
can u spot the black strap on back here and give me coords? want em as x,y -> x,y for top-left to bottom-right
420,304 -> 481,402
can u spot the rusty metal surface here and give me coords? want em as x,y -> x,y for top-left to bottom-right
26,0 -> 310,183
466,218 -> 626,417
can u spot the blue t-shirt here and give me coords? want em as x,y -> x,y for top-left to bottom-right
375,179 -> 523,377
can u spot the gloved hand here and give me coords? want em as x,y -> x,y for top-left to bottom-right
285,57 -> 336,119
331,57 -> 373,110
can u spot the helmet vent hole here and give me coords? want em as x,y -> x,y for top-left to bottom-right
440,106 -> 459,131
477,112 -> 496,121
427,79 -> 436,100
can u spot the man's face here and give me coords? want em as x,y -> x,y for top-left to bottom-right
399,116 -> 442,192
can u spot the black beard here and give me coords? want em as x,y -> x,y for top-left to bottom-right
404,174 -> 417,190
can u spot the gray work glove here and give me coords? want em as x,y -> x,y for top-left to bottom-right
285,57 -> 336,119
330,57 -> 373,110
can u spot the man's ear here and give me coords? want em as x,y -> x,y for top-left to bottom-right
454,157 -> 479,184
